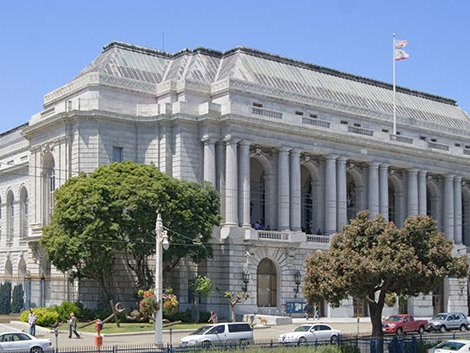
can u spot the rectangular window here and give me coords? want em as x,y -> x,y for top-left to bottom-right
353,123 -> 361,127
112,147 -> 123,162
455,143 -> 461,147
431,138 -> 437,142
252,102 -> 263,108
420,136 -> 427,141
396,131 -> 401,135
340,120 -> 348,125
309,114 -> 318,119
382,129 -> 389,133
295,111 -> 304,116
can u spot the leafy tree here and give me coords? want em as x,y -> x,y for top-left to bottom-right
41,162 -> 220,297
224,291 -> 249,322
190,276 -> 213,323
11,284 -> 24,313
303,211 -> 467,338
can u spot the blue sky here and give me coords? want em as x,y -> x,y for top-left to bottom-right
1,0 -> 469,133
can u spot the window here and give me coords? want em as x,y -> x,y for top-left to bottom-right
257,258 -> 277,307
112,147 -> 123,162
455,143 -> 461,147
6,191 -> 14,242
309,114 -> 318,119
353,123 -> 361,127
208,325 -> 225,334
340,120 -> 348,125
396,131 -> 401,135
42,152 -> 55,226
295,111 -> 304,116
252,102 -> 263,108
431,138 -> 437,142
382,129 -> 389,133
466,145 -> 470,149
228,324 -> 251,332
20,188 -> 29,239
420,136 -> 427,141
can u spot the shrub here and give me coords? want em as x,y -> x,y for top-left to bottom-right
164,308 -> 192,323
11,284 -> 24,313
56,301 -> 83,322
199,311 -> 211,323
20,307 -> 59,327
0,282 -> 12,314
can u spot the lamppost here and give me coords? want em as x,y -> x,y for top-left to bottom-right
242,269 -> 250,293
294,271 -> 302,298
155,211 -> 169,346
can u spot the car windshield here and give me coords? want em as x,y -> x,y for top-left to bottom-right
294,325 -> 312,332
191,326 -> 213,335
434,341 -> 466,351
386,316 -> 403,322
432,314 -> 448,320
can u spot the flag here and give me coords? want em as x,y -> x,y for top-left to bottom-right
395,49 -> 409,61
394,39 -> 408,49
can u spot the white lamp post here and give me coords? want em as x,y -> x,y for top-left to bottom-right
155,211 -> 169,346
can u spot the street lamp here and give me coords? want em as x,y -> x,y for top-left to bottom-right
294,271 -> 302,298
242,269 -> 250,293
155,211 -> 169,346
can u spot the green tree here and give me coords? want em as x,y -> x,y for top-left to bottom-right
224,291 -> 249,322
190,276 -> 213,323
41,162 -> 220,298
303,211 -> 467,338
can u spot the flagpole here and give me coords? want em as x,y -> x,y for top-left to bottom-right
392,33 -> 397,136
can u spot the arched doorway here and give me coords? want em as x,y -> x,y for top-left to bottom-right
257,258 -> 277,307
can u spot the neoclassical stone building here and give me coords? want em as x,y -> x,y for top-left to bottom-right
1,41 -> 469,318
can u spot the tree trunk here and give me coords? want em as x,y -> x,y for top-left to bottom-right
368,300 -> 384,338
231,303 -> 236,322
193,296 -> 200,323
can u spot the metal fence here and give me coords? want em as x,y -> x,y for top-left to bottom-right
10,334 -> 465,353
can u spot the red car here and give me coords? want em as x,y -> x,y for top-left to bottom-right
382,314 -> 428,335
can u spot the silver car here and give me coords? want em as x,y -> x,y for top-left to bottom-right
428,312 -> 468,333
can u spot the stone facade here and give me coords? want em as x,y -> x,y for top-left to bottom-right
0,41 -> 469,319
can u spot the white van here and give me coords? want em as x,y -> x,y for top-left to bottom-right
180,322 -> 253,347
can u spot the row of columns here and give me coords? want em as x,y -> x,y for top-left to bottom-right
202,137 -> 464,243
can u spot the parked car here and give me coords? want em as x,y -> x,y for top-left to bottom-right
428,312 -> 469,333
0,332 -> 52,352
426,340 -> 470,353
278,324 -> 341,345
382,314 -> 428,335
180,322 -> 253,347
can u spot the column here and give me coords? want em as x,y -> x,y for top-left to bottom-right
225,137 -> 238,226
418,170 -> 427,215
454,176 -> 462,244
239,141 -> 251,228
444,174 -> 455,241
202,137 -> 216,185
216,141 -> 225,222
379,164 -> 389,221
290,149 -> 301,231
337,157 -> 347,230
407,168 -> 418,216
368,162 -> 379,218
278,147 -> 290,230
325,155 -> 337,234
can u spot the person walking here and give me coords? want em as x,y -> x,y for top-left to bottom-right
208,310 -> 218,324
68,312 -> 80,338
28,309 -> 37,336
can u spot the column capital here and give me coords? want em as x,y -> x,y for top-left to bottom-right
337,156 -> 348,163
239,140 -> 251,147
408,168 -> 419,175
223,135 -> 239,145
380,163 -> 389,169
454,175 -> 463,182
368,161 -> 380,168
418,169 -> 428,176
290,148 -> 302,155
325,154 -> 338,161
201,135 -> 217,144
445,174 -> 455,180
278,146 -> 291,153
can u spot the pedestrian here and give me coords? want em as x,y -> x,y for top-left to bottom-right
313,304 -> 319,320
68,312 -> 80,338
208,310 -> 218,324
304,303 -> 311,321
28,309 -> 37,336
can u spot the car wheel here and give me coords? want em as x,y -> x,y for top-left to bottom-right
396,327 -> 403,335
297,337 -> 307,346
439,325 -> 446,333
460,324 -> 467,332
239,339 -> 249,347
330,335 -> 339,344
30,347 -> 43,353
202,341 -> 211,349
418,326 -> 425,334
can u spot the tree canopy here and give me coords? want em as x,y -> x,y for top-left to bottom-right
303,211 -> 467,337
41,161 -> 220,298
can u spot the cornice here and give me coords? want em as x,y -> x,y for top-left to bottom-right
0,146 -> 29,160
44,72 -> 100,106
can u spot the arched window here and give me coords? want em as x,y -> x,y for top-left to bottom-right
20,187 -> 29,239
42,153 -> 55,225
257,258 -> 277,307
6,191 -> 14,243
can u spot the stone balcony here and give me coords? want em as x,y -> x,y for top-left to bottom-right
244,228 -> 331,249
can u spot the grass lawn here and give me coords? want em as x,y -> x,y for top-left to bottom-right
54,322 -> 206,334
